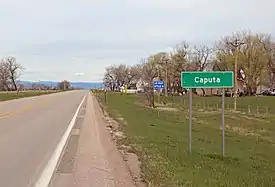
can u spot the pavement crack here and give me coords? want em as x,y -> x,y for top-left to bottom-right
89,166 -> 111,173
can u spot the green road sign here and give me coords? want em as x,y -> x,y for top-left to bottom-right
181,71 -> 234,88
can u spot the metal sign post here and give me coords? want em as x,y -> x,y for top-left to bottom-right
153,80 -> 164,117
222,88 -> 225,157
189,88 -> 192,154
181,71 -> 234,157
158,90 -> 160,117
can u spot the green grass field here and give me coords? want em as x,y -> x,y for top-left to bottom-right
95,91 -> 275,187
0,90 -> 61,102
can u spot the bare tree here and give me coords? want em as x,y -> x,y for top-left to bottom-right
102,30 -> 275,98
3,57 -> 24,91
103,64 -> 141,91
262,34 -> 275,87
0,57 -> 24,91
57,80 -> 71,90
150,52 -> 170,96
0,60 -> 10,91
140,57 -> 158,107
192,45 -> 213,71
170,41 -> 191,94
103,65 -> 116,91
191,45 -> 213,95
213,31 -> 268,95
103,64 -> 124,91
240,33 -> 268,94
124,65 -> 140,86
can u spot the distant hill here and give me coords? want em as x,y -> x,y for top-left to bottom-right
19,81 -> 104,89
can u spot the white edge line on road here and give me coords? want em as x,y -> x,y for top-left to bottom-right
34,92 -> 87,187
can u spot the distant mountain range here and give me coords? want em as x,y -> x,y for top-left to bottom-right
19,81 -> 104,89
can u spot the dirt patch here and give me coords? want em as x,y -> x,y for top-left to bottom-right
226,115 -> 269,125
225,125 -> 260,137
97,99 -> 146,187
103,112 -> 126,141
157,107 -> 178,112
123,153 -> 145,187
196,110 -> 220,114
241,115 -> 270,123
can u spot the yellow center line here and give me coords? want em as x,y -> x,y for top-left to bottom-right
0,98 -> 56,120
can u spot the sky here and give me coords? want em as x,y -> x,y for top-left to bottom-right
0,0 -> 275,82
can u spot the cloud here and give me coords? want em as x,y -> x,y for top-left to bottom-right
74,73 -> 85,76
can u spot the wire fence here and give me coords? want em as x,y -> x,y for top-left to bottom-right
157,95 -> 275,117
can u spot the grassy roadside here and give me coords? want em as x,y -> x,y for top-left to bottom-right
0,90 -> 62,102
95,91 -> 275,187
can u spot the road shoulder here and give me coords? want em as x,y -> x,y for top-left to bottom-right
50,93 -> 136,187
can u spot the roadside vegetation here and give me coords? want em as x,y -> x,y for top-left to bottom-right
0,90 -> 61,102
103,31 -> 275,107
98,30 -> 275,186
95,91 -> 275,187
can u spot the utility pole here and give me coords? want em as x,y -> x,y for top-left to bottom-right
163,55 -> 169,97
227,39 -> 245,111
260,69 -> 263,94
165,67 -> 168,96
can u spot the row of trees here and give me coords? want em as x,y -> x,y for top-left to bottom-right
0,57 -> 24,91
103,31 -> 275,102
0,57 -> 76,91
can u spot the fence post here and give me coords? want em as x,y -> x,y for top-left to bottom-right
104,90 -> 107,104
248,105 -> 251,115
256,106 -> 259,116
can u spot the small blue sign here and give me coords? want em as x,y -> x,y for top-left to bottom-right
153,80 -> 164,89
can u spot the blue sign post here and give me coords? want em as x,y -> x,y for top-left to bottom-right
153,80 -> 164,117
154,80 -> 164,89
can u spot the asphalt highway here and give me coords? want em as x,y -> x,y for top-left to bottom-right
0,90 -> 86,187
